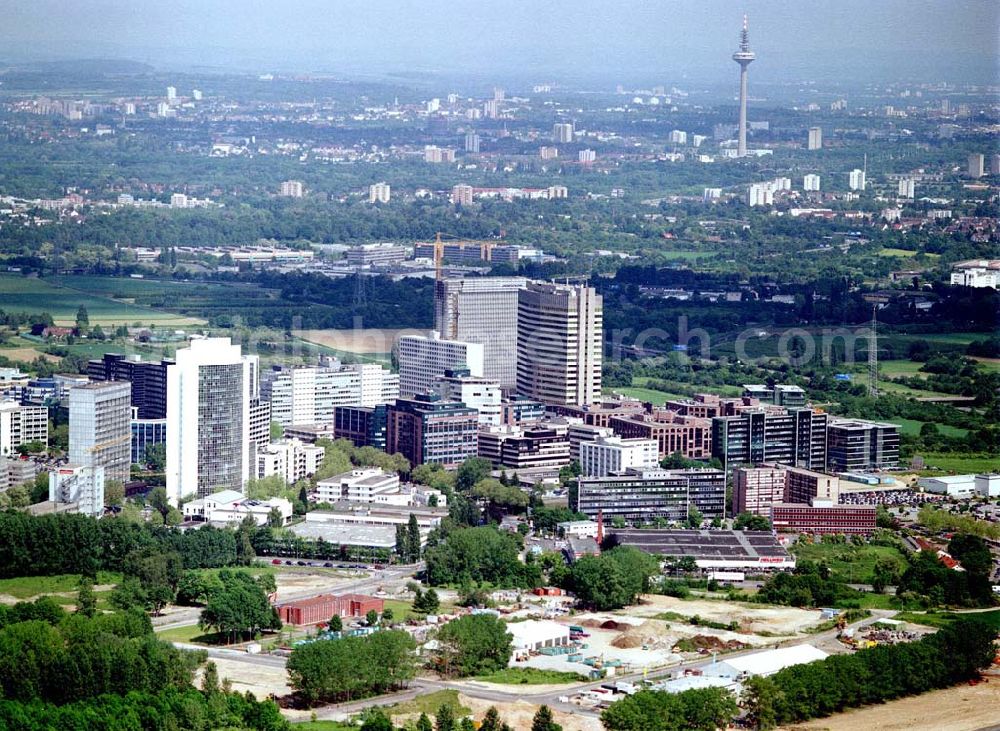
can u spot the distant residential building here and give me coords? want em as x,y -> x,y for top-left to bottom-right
49,464 -> 104,517
368,182 -> 391,203
848,169 -> 866,191
547,185 -> 569,199
579,435 -> 659,477
574,468 -> 726,524
386,394 -> 479,468
182,489 -> 293,526
539,146 -> 559,160
434,369 -> 502,427
517,281 -> 602,406
968,153 -> 985,178
897,178 -> 915,198
166,86 -> 176,100
552,122 -> 574,143
397,332 -> 484,397
451,184 -> 474,206
170,193 -> 188,209
770,502 -> 876,535
131,417 -> 167,464
991,154 -> 1000,176
0,402 -> 48,456
255,438 -> 324,484
166,338 -> 258,502
69,382 -> 131,485
434,276 -> 528,389
87,353 -> 171,419
670,129 -> 688,145
703,188 -> 722,202
280,180 -> 304,198
464,132 -> 480,153
346,243 -> 408,268
192,89 -> 202,100
746,183 -> 774,206
803,174 -> 821,191
949,259 -> 999,289
807,127 -> 822,150
578,149 -> 596,164
424,146 -> 456,163
826,419 -> 899,473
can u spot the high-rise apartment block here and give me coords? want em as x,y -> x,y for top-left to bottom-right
451,184 -> 474,206
261,362 -> 397,427
386,394 -> 479,468
166,86 -> 177,100
552,122 -> 574,143
803,174 -> 821,191
670,130 -> 688,145
516,282 -> 602,406
968,153 -> 985,178
368,182 -> 391,203
539,146 -> 559,160
848,169 -> 866,191
397,332 -> 484,397
434,276 -> 528,388
280,180 -> 304,198
826,419 -> 899,472
898,178 -> 915,198
712,408 -> 828,471
166,338 -> 257,502
68,381 -> 131,485
87,353 -> 171,419
49,464 -> 104,517
807,127 -> 822,150
578,149 -> 596,164
464,132 -> 480,153
0,402 -> 48,456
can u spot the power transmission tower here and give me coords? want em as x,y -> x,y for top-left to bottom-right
868,305 -> 879,397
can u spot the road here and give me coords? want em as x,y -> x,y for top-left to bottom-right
188,607 -> 892,722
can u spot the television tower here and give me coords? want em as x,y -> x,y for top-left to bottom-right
732,14 -> 756,157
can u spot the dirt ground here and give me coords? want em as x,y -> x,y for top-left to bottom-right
630,594 -> 824,635
271,569 -> 365,600
0,347 -> 57,362
783,668 -> 1000,731
294,328 -> 432,355
459,694 -> 603,731
199,658 -> 291,700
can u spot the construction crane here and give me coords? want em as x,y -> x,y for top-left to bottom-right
428,232 -> 502,280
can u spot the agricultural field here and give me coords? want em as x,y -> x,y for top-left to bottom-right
0,571 -> 121,608
916,453 -> 1000,475
788,542 -> 910,585
0,274 -> 201,326
893,418 -> 969,438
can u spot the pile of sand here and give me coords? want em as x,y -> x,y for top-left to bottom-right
611,621 -> 675,650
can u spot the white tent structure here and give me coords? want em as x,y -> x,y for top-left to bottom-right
705,644 -> 828,679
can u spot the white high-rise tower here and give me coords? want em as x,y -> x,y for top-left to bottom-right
732,15 -> 756,157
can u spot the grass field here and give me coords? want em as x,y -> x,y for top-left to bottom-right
384,689 -> 469,719
154,624 -> 229,645
0,274 -> 201,326
789,542 -> 909,585
474,668 -> 587,685
894,419 -> 969,438
605,386 -> 684,405
895,609 -> 1000,631
917,453 -> 1000,474
0,571 -> 121,600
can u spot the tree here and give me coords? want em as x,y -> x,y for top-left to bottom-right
947,533 -> 992,576
871,557 -> 900,594
395,524 -> 408,560
235,516 -> 257,566
366,609 -> 379,626
455,457 -> 493,492
267,507 -> 285,528
359,708 -> 395,731
269,421 -> 284,441
75,305 -> 89,327
200,570 -> 281,643
144,443 -> 166,472
413,587 -> 440,614
406,513 -> 422,562
148,487 -> 171,519
531,705 -> 561,731
733,512 -> 770,531
567,547 -> 658,610
435,704 -> 456,731
382,607 -> 394,624
103,479 -> 125,508
434,613 -> 512,677
201,661 -> 220,694
329,614 -> 343,632
686,505 -> 703,529
75,578 -> 97,617
742,676 -> 778,730
416,713 -> 433,731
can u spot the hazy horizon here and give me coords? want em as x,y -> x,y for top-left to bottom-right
0,0 -> 997,86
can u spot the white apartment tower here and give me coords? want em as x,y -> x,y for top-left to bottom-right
261,362 -> 398,426
552,122 -> 574,143
68,381 -> 132,485
166,338 -> 257,502
434,370 -> 503,426
898,178 -> 915,198
516,282 -> 602,406
434,276 -> 528,389
396,332 -> 484,397
848,169 -> 866,191
968,153 -> 985,178
803,174 -> 821,191
369,182 -> 391,203
579,436 -> 659,477
280,180 -> 304,198
0,402 -> 48,456
807,127 -> 822,150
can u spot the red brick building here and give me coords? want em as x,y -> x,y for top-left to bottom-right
769,503 -> 877,536
276,593 -> 384,626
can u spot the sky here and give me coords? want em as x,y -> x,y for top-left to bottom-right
0,0 -> 996,85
